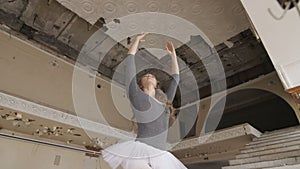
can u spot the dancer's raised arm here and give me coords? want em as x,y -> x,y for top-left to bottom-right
125,33 -> 148,105
166,41 -> 179,75
128,33 -> 148,55
166,41 -> 180,101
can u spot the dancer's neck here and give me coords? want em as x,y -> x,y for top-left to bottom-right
143,86 -> 156,98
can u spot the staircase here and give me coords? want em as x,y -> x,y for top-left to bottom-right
222,125 -> 300,169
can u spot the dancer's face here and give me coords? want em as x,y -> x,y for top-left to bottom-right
140,73 -> 158,89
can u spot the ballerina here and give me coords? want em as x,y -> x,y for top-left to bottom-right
102,33 -> 187,169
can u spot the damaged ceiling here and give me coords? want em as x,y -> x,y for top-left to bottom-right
0,0 -> 274,107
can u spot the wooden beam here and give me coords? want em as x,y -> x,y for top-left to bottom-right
286,86 -> 300,104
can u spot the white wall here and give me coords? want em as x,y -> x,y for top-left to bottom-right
241,0 -> 300,89
0,29 -> 133,131
0,136 -> 112,169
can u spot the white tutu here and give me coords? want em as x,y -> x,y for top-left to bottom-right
101,140 -> 187,169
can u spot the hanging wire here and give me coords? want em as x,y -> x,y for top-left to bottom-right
268,1 -> 292,20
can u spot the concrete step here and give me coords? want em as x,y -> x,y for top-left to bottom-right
264,163 -> 300,169
254,129 -> 300,142
250,130 -> 300,145
230,150 -> 300,165
236,145 -> 300,159
241,139 -> 300,154
222,157 -> 300,169
257,126 -> 300,140
223,126 -> 300,169
245,135 -> 300,150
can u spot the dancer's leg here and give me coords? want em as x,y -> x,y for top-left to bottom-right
121,159 -> 152,169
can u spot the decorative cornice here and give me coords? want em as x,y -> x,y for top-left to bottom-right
0,91 -> 135,140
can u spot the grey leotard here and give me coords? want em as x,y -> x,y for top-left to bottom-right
125,54 -> 179,150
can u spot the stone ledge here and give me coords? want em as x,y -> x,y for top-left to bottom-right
171,123 -> 261,151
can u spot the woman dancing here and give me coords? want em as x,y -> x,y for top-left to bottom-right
102,33 -> 187,169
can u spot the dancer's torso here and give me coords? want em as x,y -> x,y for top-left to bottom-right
126,54 -> 179,150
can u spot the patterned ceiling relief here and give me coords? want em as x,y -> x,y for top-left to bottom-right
55,0 -> 250,45
55,0 -> 102,24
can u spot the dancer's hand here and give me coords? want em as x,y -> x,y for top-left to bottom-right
166,41 -> 176,57
136,32 -> 148,42
128,33 -> 148,55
